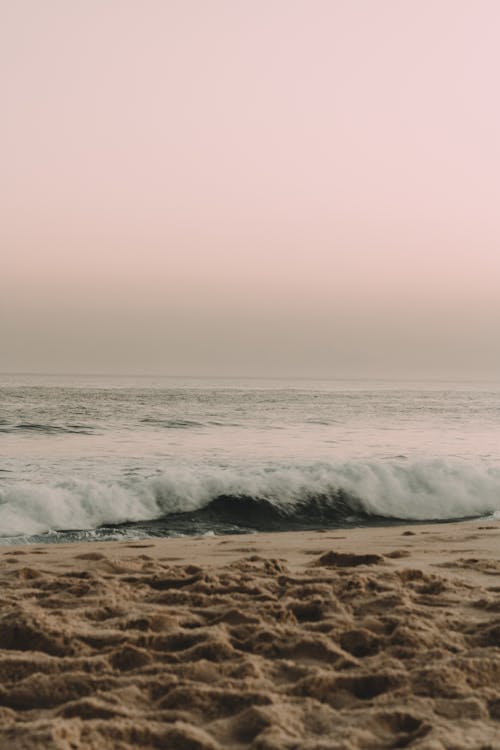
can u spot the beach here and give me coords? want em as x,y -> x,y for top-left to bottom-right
3,0 -> 500,744
0,521 -> 499,749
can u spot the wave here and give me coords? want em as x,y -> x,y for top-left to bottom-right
0,459 -> 499,540
0,423 -> 95,436
140,418 -> 241,429
139,418 -> 205,429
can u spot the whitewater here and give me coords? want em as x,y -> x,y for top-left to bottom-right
1,374 -> 500,544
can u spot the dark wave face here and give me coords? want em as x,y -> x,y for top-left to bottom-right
118,491 -> 402,538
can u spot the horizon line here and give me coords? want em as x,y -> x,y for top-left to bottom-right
1,371 -> 500,384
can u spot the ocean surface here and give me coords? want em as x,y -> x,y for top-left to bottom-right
1,374 -> 500,545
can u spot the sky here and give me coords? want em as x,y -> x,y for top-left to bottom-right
1,0 -> 499,377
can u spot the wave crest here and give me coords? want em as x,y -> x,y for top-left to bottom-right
0,459 -> 499,539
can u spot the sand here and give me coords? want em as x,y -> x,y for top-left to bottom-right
0,522 -> 499,749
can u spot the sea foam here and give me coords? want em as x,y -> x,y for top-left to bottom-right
1,458 -> 499,539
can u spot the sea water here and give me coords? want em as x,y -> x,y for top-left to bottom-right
1,374 -> 499,544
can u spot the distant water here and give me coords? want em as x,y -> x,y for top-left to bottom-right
1,374 -> 500,544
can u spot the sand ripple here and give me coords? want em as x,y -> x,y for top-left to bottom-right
0,539 -> 499,748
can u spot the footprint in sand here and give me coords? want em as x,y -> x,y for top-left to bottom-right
315,551 -> 383,567
384,550 -> 411,559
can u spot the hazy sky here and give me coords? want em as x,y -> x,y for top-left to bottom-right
2,0 -> 499,377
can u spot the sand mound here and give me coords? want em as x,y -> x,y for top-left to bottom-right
0,528 -> 499,748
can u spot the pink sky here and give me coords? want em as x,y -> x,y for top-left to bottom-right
1,0 -> 499,376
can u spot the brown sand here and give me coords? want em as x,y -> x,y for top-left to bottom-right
0,521 -> 499,749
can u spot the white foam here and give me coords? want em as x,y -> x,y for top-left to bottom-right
0,458 -> 499,538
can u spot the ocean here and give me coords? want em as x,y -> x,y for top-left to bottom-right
1,374 -> 499,545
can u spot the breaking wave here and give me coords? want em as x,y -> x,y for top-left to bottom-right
1,459 -> 499,541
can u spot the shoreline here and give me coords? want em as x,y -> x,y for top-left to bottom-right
1,520 -> 499,748
2,517 -> 499,578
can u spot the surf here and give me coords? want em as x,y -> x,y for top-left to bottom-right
1,458 -> 499,542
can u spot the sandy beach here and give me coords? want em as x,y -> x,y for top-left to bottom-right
0,521 -> 499,749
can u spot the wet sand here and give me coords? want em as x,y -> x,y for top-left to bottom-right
0,521 -> 499,749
